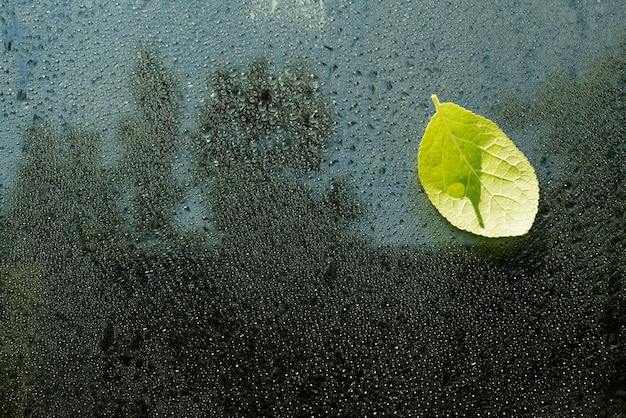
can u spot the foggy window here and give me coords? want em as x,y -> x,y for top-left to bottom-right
1,1 -> 624,416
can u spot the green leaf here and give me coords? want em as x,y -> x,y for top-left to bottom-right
417,95 -> 539,238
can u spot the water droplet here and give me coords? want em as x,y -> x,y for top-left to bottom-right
257,102 -> 267,112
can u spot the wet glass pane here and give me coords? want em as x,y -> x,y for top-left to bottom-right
1,1 -> 625,416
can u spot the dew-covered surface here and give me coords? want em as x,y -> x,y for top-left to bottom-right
1,1 -> 625,417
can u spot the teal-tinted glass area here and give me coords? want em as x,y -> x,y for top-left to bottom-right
1,1 -> 625,416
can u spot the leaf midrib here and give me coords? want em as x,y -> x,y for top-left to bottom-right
438,110 -> 513,219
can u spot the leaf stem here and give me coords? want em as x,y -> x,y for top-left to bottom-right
431,94 -> 440,110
